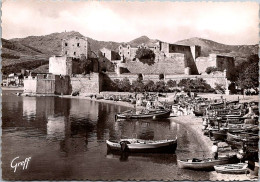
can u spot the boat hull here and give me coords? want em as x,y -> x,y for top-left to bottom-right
106,139 -> 177,153
177,156 -> 237,170
211,130 -> 227,141
214,163 -> 248,174
116,110 -> 171,119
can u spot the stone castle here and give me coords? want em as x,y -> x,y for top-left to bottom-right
24,36 -> 235,95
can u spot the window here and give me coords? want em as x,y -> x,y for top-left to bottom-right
77,43 -> 80,47
74,52 -> 76,55
65,51 -> 67,55
104,53 -> 105,57
128,52 -> 130,54
65,43 -> 68,46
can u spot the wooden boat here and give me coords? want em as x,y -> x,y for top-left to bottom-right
227,132 -> 259,142
116,109 -> 171,119
214,163 -> 248,174
106,138 -> 177,153
211,130 -> 227,141
193,110 -> 204,116
177,155 -> 237,170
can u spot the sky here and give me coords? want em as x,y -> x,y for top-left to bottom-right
2,0 -> 259,45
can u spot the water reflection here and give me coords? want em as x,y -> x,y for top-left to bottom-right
23,97 -> 37,119
113,119 -> 177,140
47,116 -> 65,140
2,90 -> 210,180
106,151 -> 177,164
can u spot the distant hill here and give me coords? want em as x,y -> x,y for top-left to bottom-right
175,37 -> 258,65
2,31 -> 258,75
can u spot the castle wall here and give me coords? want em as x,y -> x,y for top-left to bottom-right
100,48 -> 112,61
49,56 -> 82,76
55,75 -> 72,95
106,72 -> 227,89
195,57 -> 217,74
70,73 -> 102,94
119,45 -> 138,61
49,56 -> 67,75
124,54 -> 186,75
36,79 -> 55,94
195,54 -> 235,80
24,76 -> 37,93
215,55 -> 235,80
23,74 -> 72,95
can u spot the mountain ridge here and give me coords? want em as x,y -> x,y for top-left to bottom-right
2,31 -> 258,75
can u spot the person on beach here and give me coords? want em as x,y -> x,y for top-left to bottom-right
211,142 -> 218,160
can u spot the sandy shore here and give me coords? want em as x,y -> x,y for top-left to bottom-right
61,95 -> 146,110
172,115 -> 254,181
1,87 -> 24,91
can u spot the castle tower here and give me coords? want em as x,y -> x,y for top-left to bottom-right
61,36 -> 91,59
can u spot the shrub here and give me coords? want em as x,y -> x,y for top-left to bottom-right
205,67 -> 220,74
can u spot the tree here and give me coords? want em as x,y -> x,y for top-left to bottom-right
131,79 -> 145,92
144,80 -> 155,92
154,81 -> 167,92
178,78 -> 213,92
135,48 -> 155,65
237,54 -> 259,89
167,79 -> 177,88
119,78 -> 131,92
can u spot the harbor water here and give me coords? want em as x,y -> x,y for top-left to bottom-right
2,90 -> 210,180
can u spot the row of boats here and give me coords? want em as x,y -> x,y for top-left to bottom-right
106,137 -> 248,173
106,93 -> 258,174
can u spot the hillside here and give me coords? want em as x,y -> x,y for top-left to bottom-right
2,31 -> 258,75
175,37 -> 258,65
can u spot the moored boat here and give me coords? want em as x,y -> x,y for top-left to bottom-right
106,138 -> 177,153
116,109 -> 171,119
177,155 -> 237,170
211,130 -> 227,141
214,163 -> 248,174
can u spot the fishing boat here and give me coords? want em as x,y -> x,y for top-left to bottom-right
115,109 -> 171,119
214,163 -> 248,174
193,110 -> 204,116
177,155 -> 237,170
210,130 -> 227,141
227,132 -> 259,142
106,138 -> 177,153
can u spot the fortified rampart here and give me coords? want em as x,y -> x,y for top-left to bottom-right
70,73 -> 103,94
24,74 -> 72,95
123,54 -> 186,75
105,72 -> 227,89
